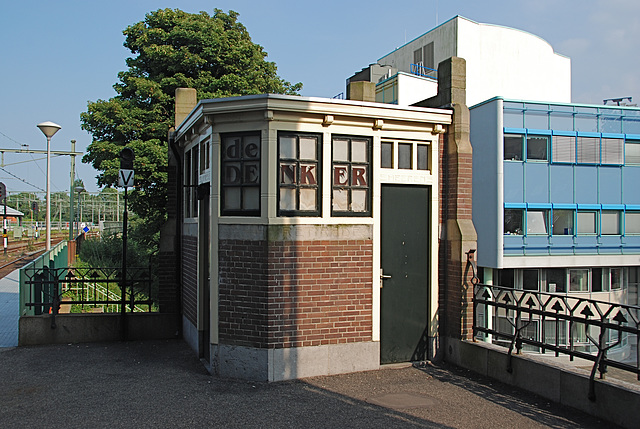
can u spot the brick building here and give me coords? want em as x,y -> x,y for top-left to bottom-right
159,58 -> 474,381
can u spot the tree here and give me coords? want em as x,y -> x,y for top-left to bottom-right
80,8 -> 301,251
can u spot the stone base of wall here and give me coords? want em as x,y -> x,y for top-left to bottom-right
182,314 -> 198,356
19,313 -> 181,346
445,338 -> 640,429
212,341 -> 380,381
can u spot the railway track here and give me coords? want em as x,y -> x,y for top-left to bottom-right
0,237 -> 66,279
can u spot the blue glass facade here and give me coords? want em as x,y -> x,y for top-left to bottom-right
501,100 -> 640,256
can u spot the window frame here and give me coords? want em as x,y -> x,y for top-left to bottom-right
331,135 -> 372,217
277,131 -> 322,217
220,132 -> 262,217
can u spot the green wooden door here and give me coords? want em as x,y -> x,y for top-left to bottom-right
380,185 -> 430,363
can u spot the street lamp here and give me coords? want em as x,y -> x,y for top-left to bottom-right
37,121 -> 61,251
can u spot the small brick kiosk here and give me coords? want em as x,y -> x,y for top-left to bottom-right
166,91 -> 453,380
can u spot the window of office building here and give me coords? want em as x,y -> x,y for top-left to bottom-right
552,135 -> 576,163
611,268 -> 622,290
527,135 -> 548,161
570,269 -> 589,292
332,136 -> 371,216
278,132 -> 321,216
527,210 -> 548,235
625,139 -> 640,164
546,268 -> 566,293
601,211 -> 620,235
577,211 -> 597,234
504,134 -> 523,160
523,269 -> 539,291
504,209 -> 523,235
552,210 -> 573,235
625,212 -> 640,234
577,136 -> 599,163
601,138 -> 624,165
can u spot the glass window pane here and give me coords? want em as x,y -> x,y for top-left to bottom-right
243,135 -> 260,159
546,268 -> 566,292
417,145 -> 429,170
577,136 -> 599,163
552,135 -> 575,163
527,136 -> 548,161
504,209 -> 523,235
525,108 -> 548,129
611,268 -> 622,290
575,113 -> 598,133
544,320 -> 567,345
504,134 -> 523,161
223,162 -> 242,184
601,138 -> 623,164
299,188 -> 317,211
398,143 -> 412,169
553,210 -> 573,235
527,210 -> 548,234
333,139 -> 349,161
381,142 -> 393,168
299,137 -> 317,160
602,211 -> 620,235
625,140 -> 640,164
333,165 -> 349,186
351,189 -> 367,212
351,140 -> 368,163
592,268 -> 603,292
224,188 -> 241,210
279,163 -> 296,185
279,188 -> 295,211
523,269 -> 539,291
279,136 -> 296,159
600,114 -> 622,134
332,189 -> 348,211
550,112 -> 574,130
570,269 -> 589,292
242,187 -> 260,210
577,212 -> 596,234
351,165 -> 368,187
497,269 -> 515,288
625,212 -> 640,234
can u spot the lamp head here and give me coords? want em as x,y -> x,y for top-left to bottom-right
37,121 -> 62,138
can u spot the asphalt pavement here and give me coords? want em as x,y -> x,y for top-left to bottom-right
0,339 -> 618,428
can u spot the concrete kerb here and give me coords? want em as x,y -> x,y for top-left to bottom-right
19,313 -> 181,346
445,338 -> 640,429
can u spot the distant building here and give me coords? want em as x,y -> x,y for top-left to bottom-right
348,15 -> 571,107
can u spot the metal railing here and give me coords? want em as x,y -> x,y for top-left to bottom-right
410,63 -> 437,79
473,282 -> 640,400
21,266 -> 155,325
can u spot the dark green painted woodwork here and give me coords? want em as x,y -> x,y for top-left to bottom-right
380,185 -> 430,363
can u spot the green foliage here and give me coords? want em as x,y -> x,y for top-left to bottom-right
80,8 -> 302,251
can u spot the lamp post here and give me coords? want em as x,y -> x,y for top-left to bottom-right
37,121 -> 61,251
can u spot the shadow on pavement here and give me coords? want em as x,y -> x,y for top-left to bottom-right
0,340 -> 617,428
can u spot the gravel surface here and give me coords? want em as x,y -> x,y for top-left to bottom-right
0,339 -> 617,428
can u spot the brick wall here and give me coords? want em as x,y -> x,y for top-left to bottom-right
217,237 -> 373,349
218,239 -> 269,348
182,235 -> 198,326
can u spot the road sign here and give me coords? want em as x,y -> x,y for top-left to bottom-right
118,169 -> 134,188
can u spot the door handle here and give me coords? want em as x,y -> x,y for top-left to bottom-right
380,269 -> 391,288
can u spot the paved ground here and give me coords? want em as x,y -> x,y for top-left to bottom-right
0,270 -> 18,347
0,339 -> 618,428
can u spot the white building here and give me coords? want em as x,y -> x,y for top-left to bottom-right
359,15 -> 571,107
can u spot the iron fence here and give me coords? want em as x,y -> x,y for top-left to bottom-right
22,266 -> 155,319
473,282 -> 640,400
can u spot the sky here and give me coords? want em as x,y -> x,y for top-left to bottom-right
1,0 -> 638,196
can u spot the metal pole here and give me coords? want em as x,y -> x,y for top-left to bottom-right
69,140 -> 76,240
3,197 -> 6,256
120,186 -> 128,340
46,135 -> 51,251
